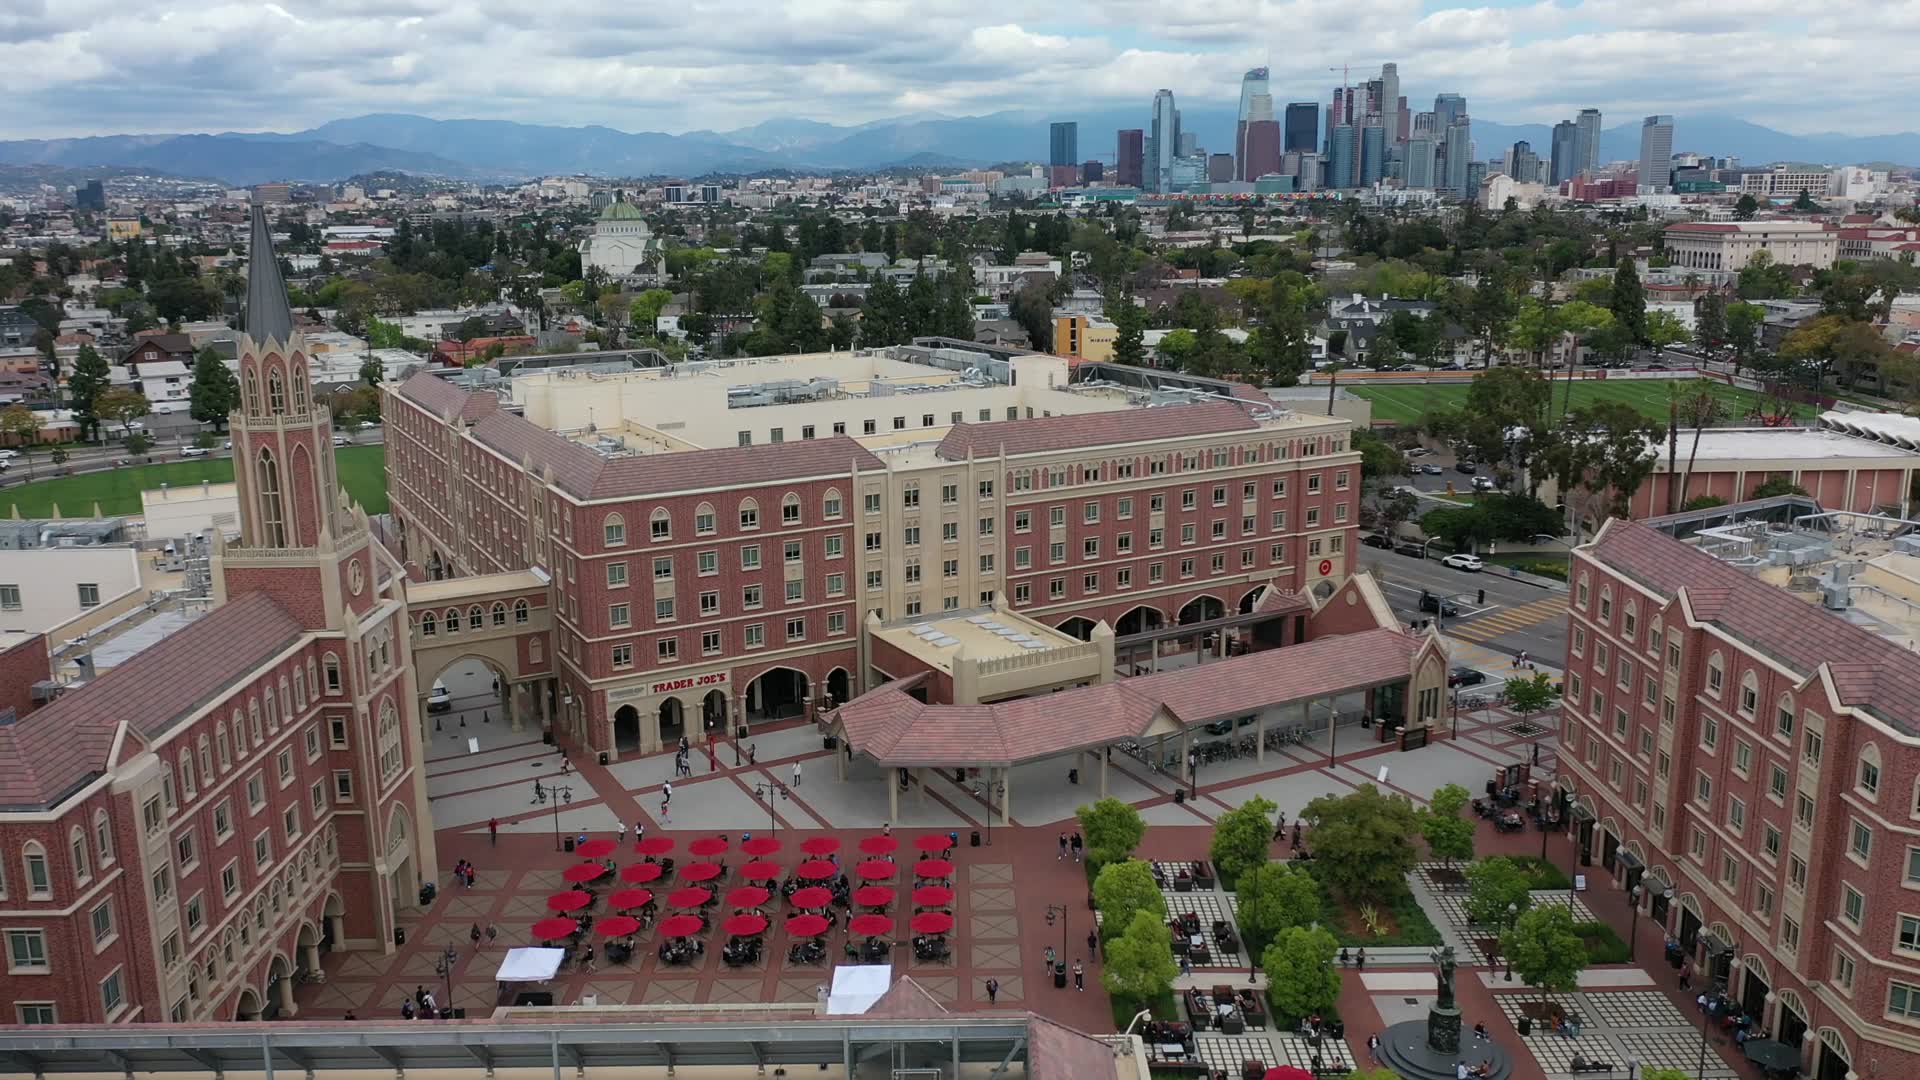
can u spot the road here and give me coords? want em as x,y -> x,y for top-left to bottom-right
1357,546 -> 1569,664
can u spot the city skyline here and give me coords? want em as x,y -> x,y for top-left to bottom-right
0,1 -> 1912,140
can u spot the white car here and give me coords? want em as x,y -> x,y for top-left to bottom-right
332,435 -> 351,446
180,446 -> 211,458
1441,553 -> 1484,572
0,450 -> 17,460
427,681 -> 451,713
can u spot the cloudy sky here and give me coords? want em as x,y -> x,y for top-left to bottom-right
0,0 -> 1912,139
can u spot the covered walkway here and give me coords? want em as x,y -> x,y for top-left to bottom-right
830,625 -> 1449,822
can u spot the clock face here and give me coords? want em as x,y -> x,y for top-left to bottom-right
348,558 -> 365,595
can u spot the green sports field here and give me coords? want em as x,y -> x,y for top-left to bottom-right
0,445 -> 388,520
1348,378 -> 1811,427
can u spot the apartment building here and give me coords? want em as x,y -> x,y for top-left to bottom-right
1664,221 -> 1838,273
0,209 -> 434,1027
1559,509 -> 1920,1080
382,346 -> 1361,759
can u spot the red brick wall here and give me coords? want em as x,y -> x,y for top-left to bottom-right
0,634 -> 51,718
222,567 -> 328,629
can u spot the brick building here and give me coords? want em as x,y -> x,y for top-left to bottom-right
1559,510 -> 1920,1080
382,346 -> 1363,760
0,209 -> 434,1026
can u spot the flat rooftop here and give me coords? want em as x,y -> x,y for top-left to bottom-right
872,607 -> 1084,672
1654,427 -> 1917,466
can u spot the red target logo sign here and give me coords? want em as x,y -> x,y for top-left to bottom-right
1318,559 -> 1333,576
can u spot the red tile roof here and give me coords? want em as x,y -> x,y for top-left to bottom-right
835,627 -> 1417,766
934,400 -> 1260,461
1026,1015 -> 1126,1080
397,370 -> 498,421
0,594 -> 306,810
1586,519 -> 1920,734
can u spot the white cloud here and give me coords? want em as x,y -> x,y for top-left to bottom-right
0,0 -> 1909,139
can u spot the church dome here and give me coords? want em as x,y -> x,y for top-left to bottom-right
600,201 -> 645,221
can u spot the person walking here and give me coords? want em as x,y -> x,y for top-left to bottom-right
1367,1033 -> 1381,1064
1043,945 -> 1055,976
984,977 -> 999,1004
747,742 -> 758,766
1070,832 -> 1083,863
791,760 -> 802,787
470,923 -> 482,950
488,817 -> 498,845
1058,832 -> 1069,860
1679,960 -> 1692,990
634,821 -> 645,845
1356,946 -> 1366,971
1087,929 -> 1098,960
485,924 -> 498,948
1072,960 -> 1084,990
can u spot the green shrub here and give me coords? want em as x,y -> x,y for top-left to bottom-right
1575,920 -> 1630,964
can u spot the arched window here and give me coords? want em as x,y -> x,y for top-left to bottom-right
694,502 -> 717,535
230,710 -> 246,753
468,606 -> 484,630
290,363 -> 309,410
291,672 -> 305,712
1598,586 -> 1613,622
1622,602 -> 1638,641
1706,651 -> 1725,695
1774,695 -> 1794,740
178,751 -> 196,800
69,828 -> 90,885
513,599 -> 530,625
256,449 -> 286,547
738,498 -> 759,530
491,602 -> 507,627
267,368 -> 286,414
781,492 -> 802,525
376,702 -> 402,784
823,489 -> 843,519
243,366 -> 261,415
22,841 -> 50,898
306,659 -> 317,699
322,654 -> 341,694
197,735 -> 212,783
604,513 -> 627,547
93,810 -> 113,867
420,612 -> 436,636
1739,672 -> 1758,716
249,700 -> 263,743
216,723 -> 231,770
1858,744 -> 1882,799
443,608 -> 460,634
648,508 -> 669,541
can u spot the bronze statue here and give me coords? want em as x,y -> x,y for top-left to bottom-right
1433,945 -> 1458,1010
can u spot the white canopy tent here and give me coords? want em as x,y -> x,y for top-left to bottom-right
495,947 -> 565,983
825,964 -> 894,1014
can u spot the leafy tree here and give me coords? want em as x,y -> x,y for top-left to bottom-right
1262,926 -> 1342,1024
1792,189 -> 1821,213
1418,494 -> 1565,553
1500,903 -> 1588,993
1101,910 -> 1179,1015
189,347 -> 239,430
1543,400 -> 1665,519
1209,795 -> 1277,890
359,356 -> 385,386
1733,194 -> 1760,221
1075,797 -> 1146,870
1430,783 -> 1471,818
1684,495 -> 1728,510
96,387 -> 151,441
1643,1069 -> 1692,1080
1423,366 -> 1552,484
125,430 -> 154,454
1736,251 -> 1796,300
1553,300 -> 1614,417
628,288 -> 674,335
857,274 -> 911,348
68,344 -> 111,440
1351,428 -> 1406,485
1421,783 -> 1476,866
1672,380 -> 1726,511
1234,862 -> 1322,959
1781,314 -> 1890,390
1464,856 -> 1534,929
1750,476 -> 1810,499
1694,292 -> 1727,351
1643,310 -> 1690,351
1108,292 -> 1148,365
1009,281 -> 1054,352
1092,860 -> 1167,940
1300,785 -> 1421,903
0,407 -> 44,470
1725,302 -> 1764,374
1506,297 -> 1562,369
1503,672 -> 1560,724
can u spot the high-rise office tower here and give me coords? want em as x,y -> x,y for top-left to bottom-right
1396,97 -> 1409,142
1506,141 -> 1540,185
1638,115 -> 1675,194
76,180 -> 105,211
1082,161 -> 1104,184
1433,94 -> 1468,131
1550,121 -> 1579,186
1328,125 -> 1358,189
1575,108 -> 1603,174
1412,111 -> 1438,139
1148,90 -> 1178,193
1049,122 -> 1078,167
1443,119 -> 1473,195
1378,63 -> 1401,148
1237,68 -> 1266,174
1208,154 -> 1236,183
1284,103 -> 1319,155
1177,131 -> 1198,158
1236,68 -> 1281,181
1116,129 -> 1144,188
1296,153 -> 1322,193
1404,138 -> 1437,189
1360,125 -> 1387,187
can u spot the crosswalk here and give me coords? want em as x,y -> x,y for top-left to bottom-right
1446,595 -> 1568,643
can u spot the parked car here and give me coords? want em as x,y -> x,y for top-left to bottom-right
1449,666 -> 1488,688
427,681 -> 452,713
180,447 -> 211,458
1406,447 -> 1432,458
1455,460 -> 1478,474
1471,476 -> 1496,492
1362,533 -> 1394,550
1395,543 -> 1427,559
1420,463 -> 1443,475
0,450 -> 17,460
332,434 -> 351,446
1441,553 -> 1485,572
1391,364 -> 1419,372
1205,714 -> 1257,735
1419,591 -> 1461,616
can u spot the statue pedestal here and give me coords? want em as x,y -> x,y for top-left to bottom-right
1429,1004 -> 1463,1055
1377,1014 -> 1513,1080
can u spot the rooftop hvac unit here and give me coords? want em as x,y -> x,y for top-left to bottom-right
30,680 -> 62,703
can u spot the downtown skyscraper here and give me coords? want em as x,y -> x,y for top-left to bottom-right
1049,122 -> 1078,167
1575,108 -> 1603,174
1550,120 -> 1579,185
1116,129 -> 1144,188
1638,114 -> 1675,193
1147,89 -> 1179,193
1235,67 -> 1282,181
1283,103 -> 1318,156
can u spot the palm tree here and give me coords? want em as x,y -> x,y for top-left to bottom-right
1674,380 -> 1726,510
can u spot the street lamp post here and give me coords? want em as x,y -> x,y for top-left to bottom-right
1045,904 -> 1069,980
1627,884 -> 1642,962
751,781 -> 783,834
434,944 -> 458,1016
1504,902 -> 1518,981
550,784 -> 574,852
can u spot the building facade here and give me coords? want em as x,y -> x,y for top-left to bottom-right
382,354 -> 1361,762
1116,130 -> 1145,189
0,208 -> 434,1028
1283,103 -> 1318,156
1664,221 -> 1838,272
578,200 -> 663,279
1560,515 -> 1920,1080
1638,115 -> 1675,194
1048,123 -> 1078,168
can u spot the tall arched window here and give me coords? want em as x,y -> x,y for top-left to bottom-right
781,493 -> 802,524
738,498 -> 759,530
267,369 -> 287,414
468,606 -> 484,630
69,828 -> 90,885
420,612 -> 436,636
605,513 -> 627,546
491,602 -> 507,627
290,363 -> 310,410
514,599 -> 529,624
444,608 -> 461,634
323,654 -> 341,694
256,449 -> 287,548
22,841 -> 50,898
244,367 -> 261,415
93,810 -> 113,867
376,702 -> 402,784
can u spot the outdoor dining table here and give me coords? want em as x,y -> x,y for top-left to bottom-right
531,916 -> 578,941
858,835 -> 899,855
795,859 -> 836,880
575,838 -> 617,858
789,886 -> 832,909
725,886 -> 771,909
913,859 -> 953,880
911,885 -> 953,909
667,887 -> 713,909
913,834 -> 954,852
799,837 -> 841,855
784,913 -> 829,937
680,861 -> 723,883
738,861 -> 781,881
561,861 -> 608,883
740,836 -> 781,857
855,859 -> 896,880
636,837 -> 675,856
687,836 -> 729,857
853,885 -> 895,908
546,890 -> 590,913
609,888 -> 654,909
619,862 -> 663,884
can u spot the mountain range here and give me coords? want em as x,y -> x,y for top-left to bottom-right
0,110 -> 1914,186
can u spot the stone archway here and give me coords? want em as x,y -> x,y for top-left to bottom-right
1238,585 -> 1269,614
296,922 -> 321,974
1115,604 -> 1164,636
1178,595 -> 1225,624
657,697 -> 686,747
322,892 -> 344,952
745,667 -> 810,722
1057,616 -> 1097,641
265,954 -> 294,1019
701,689 -> 729,734
614,705 -> 643,752
234,987 -> 263,1022
825,667 -> 851,708
383,804 -> 416,916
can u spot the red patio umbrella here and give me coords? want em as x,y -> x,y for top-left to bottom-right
687,836 -> 729,857
913,833 -> 954,852
575,838 -> 617,858
1264,1069 -> 1314,1080
912,885 -> 953,908
858,835 -> 899,855
722,913 -> 769,936
561,861 -> 608,883
609,888 -> 654,909
795,859 -> 836,880
785,913 -> 829,937
597,914 -> 641,937
738,860 -> 781,881
799,837 -> 841,856
667,887 -> 712,908
532,916 -> 578,940
913,858 -> 953,879
725,886 -> 770,908
789,886 -> 832,909
636,837 -> 675,856
853,885 -> 895,907
680,861 -> 723,883
740,836 -> 781,857
619,862 -> 663,884
849,913 -> 892,937
658,914 -> 703,937
855,859 -> 896,880
910,911 -> 954,935
546,890 -> 590,912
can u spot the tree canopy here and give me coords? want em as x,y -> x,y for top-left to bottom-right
1209,796 -> 1277,890
1300,785 -> 1422,902
1234,861 -> 1321,959
1102,910 -> 1179,1015
1464,856 -> 1535,929
1501,903 -> 1588,993
1075,797 -> 1146,870
1092,860 -> 1167,940
1261,926 -> 1342,1024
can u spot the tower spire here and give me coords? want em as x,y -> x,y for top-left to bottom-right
244,204 -> 294,344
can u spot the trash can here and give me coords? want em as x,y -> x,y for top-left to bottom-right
394,928 -> 406,946
598,752 -> 608,766
970,830 -> 981,847
1068,768 -> 1079,784
1517,1017 -> 1532,1036
542,731 -> 555,745
1054,962 -> 1067,989
563,836 -> 576,853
